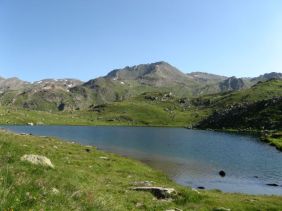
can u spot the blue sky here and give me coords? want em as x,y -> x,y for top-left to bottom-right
1,0 -> 282,82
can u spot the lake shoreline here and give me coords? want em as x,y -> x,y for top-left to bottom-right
3,121 -> 281,151
1,129 -> 282,210
2,125 -> 282,196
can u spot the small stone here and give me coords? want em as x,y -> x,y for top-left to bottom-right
135,202 -> 143,208
99,156 -> 109,160
213,207 -> 231,211
133,181 -> 155,186
166,209 -> 182,211
51,188 -> 60,195
191,188 -> 200,194
71,190 -> 82,198
85,148 -> 91,153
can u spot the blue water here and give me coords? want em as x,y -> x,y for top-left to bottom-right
2,125 -> 282,195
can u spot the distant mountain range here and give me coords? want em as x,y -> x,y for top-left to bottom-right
1,61 -> 282,111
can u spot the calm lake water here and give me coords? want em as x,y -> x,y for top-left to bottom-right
2,125 -> 282,195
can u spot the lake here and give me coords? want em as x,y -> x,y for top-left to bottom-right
2,125 -> 282,195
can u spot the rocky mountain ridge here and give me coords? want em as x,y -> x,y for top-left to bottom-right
0,61 -> 281,111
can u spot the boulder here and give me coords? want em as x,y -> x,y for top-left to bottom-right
21,154 -> 54,168
131,187 -> 176,199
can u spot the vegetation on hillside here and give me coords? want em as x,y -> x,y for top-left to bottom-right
0,92 -> 210,127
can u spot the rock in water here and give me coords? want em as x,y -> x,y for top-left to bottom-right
21,154 -> 54,168
219,170 -> 226,177
266,183 -> 279,187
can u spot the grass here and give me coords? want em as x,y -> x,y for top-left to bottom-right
0,130 -> 282,210
197,79 -> 282,108
0,93 -> 211,127
263,132 -> 282,151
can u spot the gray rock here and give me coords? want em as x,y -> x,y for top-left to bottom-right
21,154 -> 54,168
133,181 -> 155,186
51,187 -> 60,195
131,186 -> 177,199
213,207 -> 231,211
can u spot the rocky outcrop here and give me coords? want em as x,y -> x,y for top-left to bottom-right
131,187 -> 177,199
251,72 -> 282,83
219,77 -> 246,92
197,97 -> 282,131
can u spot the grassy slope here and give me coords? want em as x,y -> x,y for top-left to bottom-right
1,130 -> 282,210
1,79 -> 281,127
0,93 -> 211,127
262,132 -> 282,151
195,79 -> 282,108
195,80 -> 282,150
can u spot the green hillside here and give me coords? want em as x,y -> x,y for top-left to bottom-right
0,92 -> 210,127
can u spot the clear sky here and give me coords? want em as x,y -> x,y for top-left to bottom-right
1,0 -> 282,82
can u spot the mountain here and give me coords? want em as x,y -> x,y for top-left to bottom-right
186,72 -> 227,84
32,79 -> 83,91
0,78 -> 87,111
106,61 -> 191,85
251,72 -> 282,83
82,62 -> 204,104
0,62 -> 281,111
0,77 -> 29,93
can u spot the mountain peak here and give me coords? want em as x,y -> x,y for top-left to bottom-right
105,61 -> 185,82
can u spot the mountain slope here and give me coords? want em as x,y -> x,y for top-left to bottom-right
251,72 -> 282,83
196,79 -> 282,131
0,77 -> 29,93
0,62 -> 281,111
197,96 -> 282,131
186,72 -> 227,84
82,62 -> 203,104
0,79 -> 90,111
